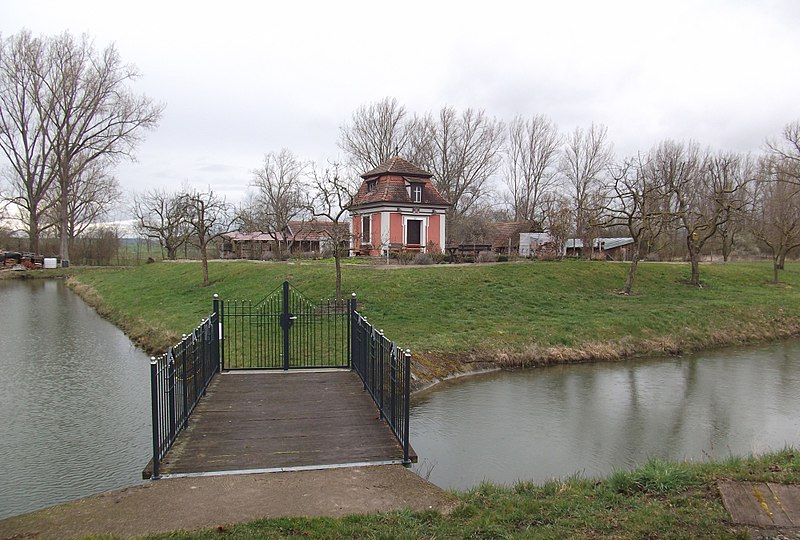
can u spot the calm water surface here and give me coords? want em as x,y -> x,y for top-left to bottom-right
411,343 -> 800,490
0,279 -> 150,519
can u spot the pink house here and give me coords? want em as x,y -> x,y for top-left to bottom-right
350,157 -> 451,256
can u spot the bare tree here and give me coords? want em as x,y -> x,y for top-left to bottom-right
749,157 -> 800,284
132,188 -> 190,260
43,32 -> 163,265
251,148 -> 307,253
183,189 -> 235,287
504,114 -> 561,224
338,97 -> 411,173
603,153 -> 669,294
560,123 -> 613,257
422,107 -> 505,220
55,159 -> 121,249
666,145 -> 750,286
0,31 -> 57,252
542,195 -> 573,258
766,120 -> 800,183
308,162 -> 354,302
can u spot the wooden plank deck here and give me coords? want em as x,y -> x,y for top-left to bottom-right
719,481 -> 800,529
147,370 -> 410,478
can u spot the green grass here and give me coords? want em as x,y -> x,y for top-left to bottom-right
59,260 -> 800,538
67,259 -> 800,366
129,448 -> 800,539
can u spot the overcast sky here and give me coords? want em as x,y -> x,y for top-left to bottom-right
3,0 -> 800,215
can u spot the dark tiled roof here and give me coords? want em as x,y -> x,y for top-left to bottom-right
361,156 -> 433,179
352,175 -> 450,207
492,222 -> 539,248
353,156 -> 450,208
287,220 -> 350,240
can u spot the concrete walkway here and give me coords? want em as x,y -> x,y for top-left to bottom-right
0,465 -> 456,539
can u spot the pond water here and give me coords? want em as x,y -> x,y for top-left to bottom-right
410,342 -> 800,491
0,279 -> 151,520
4,278 -> 800,516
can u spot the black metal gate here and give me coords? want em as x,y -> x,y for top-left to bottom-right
220,281 -> 350,370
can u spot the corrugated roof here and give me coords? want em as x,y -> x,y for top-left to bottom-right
566,237 -> 635,250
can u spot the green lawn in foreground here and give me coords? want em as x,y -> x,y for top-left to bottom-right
70,259 -> 800,356
133,449 -> 798,539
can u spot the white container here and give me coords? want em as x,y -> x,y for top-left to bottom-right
43,258 -> 57,269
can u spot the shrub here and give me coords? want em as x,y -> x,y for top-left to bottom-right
607,459 -> 702,495
476,251 -> 499,263
412,253 -> 434,265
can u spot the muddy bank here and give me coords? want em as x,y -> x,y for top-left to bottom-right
66,277 -> 181,355
410,317 -> 800,393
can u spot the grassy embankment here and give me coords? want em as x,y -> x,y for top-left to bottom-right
59,261 -> 800,538
133,449 -> 797,539
67,259 -> 800,386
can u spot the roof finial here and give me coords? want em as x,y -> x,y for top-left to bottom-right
393,145 -> 399,157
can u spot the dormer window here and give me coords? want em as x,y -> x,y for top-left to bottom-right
367,180 -> 377,193
411,183 -> 423,203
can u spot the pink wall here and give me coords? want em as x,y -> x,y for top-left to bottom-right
371,213 -> 381,248
428,214 -> 441,249
352,216 -> 361,248
390,213 -> 403,243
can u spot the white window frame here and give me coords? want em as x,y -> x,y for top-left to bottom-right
403,215 -> 427,250
361,215 -> 371,244
412,184 -> 422,203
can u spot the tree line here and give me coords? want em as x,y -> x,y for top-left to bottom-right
3,30 -> 800,292
0,30 -> 162,264
337,97 -> 800,291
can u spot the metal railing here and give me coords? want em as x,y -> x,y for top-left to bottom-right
350,294 -> 412,464
147,296 -> 220,479
220,281 -> 350,370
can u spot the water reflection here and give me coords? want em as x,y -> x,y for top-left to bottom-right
0,280 -> 151,519
411,343 -> 800,490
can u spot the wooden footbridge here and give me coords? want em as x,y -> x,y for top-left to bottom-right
144,282 -> 414,480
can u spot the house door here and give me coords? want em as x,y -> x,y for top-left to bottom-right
406,219 -> 422,246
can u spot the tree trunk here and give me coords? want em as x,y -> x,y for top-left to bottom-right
773,255 -> 780,285
200,241 -> 209,287
58,169 -> 70,265
689,253 -> 701,286
623,252 -> 640,295
778,250 -> 787,270
28,212 -> 40,254
59,219 -> 70,266
334,243 -> 342,303
167,244 -> 178,260
721,235 -> 732,263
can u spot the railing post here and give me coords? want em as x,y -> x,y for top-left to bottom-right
192,332 -> 199,403
348,292 -> 356,369
390,345 -> 397,427
181,337 -> 188,428
369,326 -> 376,395
167,349 -> 176,445
150,357 -> 161,480
199,322 -> 207,396
403,349 -> 412,465
378,330 -> 385,420
219,298 -> 225,371
282,280 -> 290,370
213,294 -> 221,373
